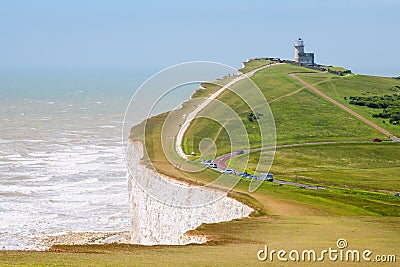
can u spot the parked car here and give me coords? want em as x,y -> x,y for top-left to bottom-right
223,169 -> 235,174
209,163 -> 217,168
395,193 -> 400,197
259,173 -> 274,182
372,138 -> 382,142
201,160 -> 212,165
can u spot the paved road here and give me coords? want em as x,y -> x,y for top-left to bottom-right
177,68 -> 398,190
213,140 -> 368,171
212,141 -> 372,190
290,74 -> 398,140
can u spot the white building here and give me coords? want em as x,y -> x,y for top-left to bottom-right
294,38 -> 314,66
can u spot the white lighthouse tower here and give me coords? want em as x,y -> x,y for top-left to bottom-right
294,38 -> 314,66
294,38 -> 305,62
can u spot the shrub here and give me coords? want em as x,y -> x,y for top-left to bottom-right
348,93 -> 400,125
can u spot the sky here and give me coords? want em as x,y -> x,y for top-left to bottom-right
1,0 -> 399,76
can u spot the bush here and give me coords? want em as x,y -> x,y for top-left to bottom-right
247,112 -> 257,122
348,94 -> 400,125
366,102 -> 379,108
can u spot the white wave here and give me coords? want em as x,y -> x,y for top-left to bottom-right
0,96 -> 131,250
1,178 -> 99,194
0,186 -> 33,195
0,138 -> 10,143
29,176 -> 51,182
3,154 -> 24,159
20,139 -> 45,143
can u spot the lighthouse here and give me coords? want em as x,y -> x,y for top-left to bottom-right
294,38 -> 305,62
294,38 -> 314,66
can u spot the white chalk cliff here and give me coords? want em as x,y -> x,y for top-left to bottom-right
127,141 -> 253,245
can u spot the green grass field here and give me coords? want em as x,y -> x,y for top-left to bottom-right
3,60 -> 400,266
229,142 -> 400,192
239,58 -> 272,73
297,72 -> 400,137
183,64 -> 388,156
326,65 -> 349,72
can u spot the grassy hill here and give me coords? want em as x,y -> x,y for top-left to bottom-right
3,61 -> 400,266
296,72 -> 400,137
183,64 -> 390,156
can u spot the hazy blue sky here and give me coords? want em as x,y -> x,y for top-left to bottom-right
1,0 -> 399,76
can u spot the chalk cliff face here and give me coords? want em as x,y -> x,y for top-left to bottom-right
127,141 -> 253,245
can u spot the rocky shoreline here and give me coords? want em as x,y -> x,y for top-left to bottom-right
41,231 -> 130,248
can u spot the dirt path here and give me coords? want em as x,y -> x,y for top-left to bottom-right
175,63 -> 282,159
254,193 -> 325,216
289,73 -> 398,140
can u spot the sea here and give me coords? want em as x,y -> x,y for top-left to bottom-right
0,68 -> 151,250
0,64 -> 228,250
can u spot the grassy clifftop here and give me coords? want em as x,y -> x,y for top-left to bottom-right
129,61 -> 400,217
4,60 -> 399,266
183,64 -> 392,156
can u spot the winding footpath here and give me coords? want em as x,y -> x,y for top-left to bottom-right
175,63 -> 282,159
